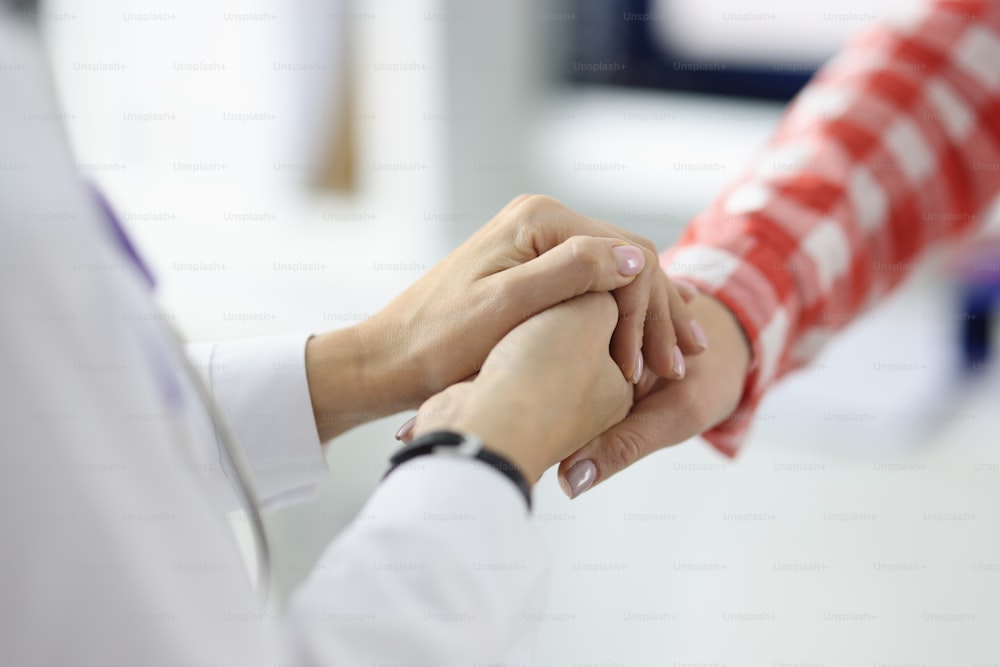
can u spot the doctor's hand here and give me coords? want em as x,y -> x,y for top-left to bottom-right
556,291 -> 752,497
307,195 -> 705,442
408,292 -> 632,485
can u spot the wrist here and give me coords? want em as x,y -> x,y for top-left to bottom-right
306,322 -> 414,441
445,396 -> 552,486
453,426 -> 545,487
684,291 -> 754,424
695,292 -> 752,382
386,430 -> 533,510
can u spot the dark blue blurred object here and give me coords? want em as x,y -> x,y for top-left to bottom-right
951,242 -> 1000,374
562,0 -> 817,101
960,285 -> 995,371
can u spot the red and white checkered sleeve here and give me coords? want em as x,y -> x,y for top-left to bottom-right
661,0 -> 1000,457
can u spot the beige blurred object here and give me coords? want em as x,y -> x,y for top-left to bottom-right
298,0 -> 356,194
313,64 -> 356,193
311,0 -> 355,195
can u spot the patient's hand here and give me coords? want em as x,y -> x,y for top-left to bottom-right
372,194 -> 706,396
409,292 -> 632,485
557,290 -> 751,498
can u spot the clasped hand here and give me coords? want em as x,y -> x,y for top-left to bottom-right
307,195 -> 750,498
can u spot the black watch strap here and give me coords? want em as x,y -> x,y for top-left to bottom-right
384,430 -> 532,511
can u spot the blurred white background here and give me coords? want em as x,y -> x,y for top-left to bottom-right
42,0 -> 1000,664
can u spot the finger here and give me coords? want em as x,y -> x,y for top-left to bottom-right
643,270 -> 708,370
488,236 -> 645,322
394,415 -> 417,442
664,274 -> 708,353
608,244 -> 660,383
556,386 -> 704,499
629,271 -> 707,380
641,274 -> 706,381
671,277 -> 700,303
577,222 -> 695,379
666,278 -> 708,355
492,198 -> 677,380
625,263 -> 678,379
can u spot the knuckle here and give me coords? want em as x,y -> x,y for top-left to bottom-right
601,429 -> 645,475
508,194 -> 562,247
565,235 -> 599,276
633,234 -> 657,254
508,193 -> 534,209
514,195 -> 567,229
640,245 -> 659,271
521,194 -> 561,213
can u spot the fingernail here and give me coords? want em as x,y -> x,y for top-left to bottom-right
690,319 -> 709,350
563,459 -> 597,498
394,415 -> 417,441
632,352 -> 644,384
672,345 -> 686,379
613,245 -> 644,276
558,475 -> 573,498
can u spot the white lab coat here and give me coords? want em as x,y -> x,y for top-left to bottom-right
0,11 -> 547,666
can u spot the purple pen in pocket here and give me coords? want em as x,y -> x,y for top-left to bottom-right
89,183 -> 183,406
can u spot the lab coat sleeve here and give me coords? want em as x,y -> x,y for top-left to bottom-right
186,335 -> 329,509
0,12 -> 548,664
283,456 -> 549,666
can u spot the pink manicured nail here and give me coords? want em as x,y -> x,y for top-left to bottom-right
563,459 -> 597,498
632,353 -> 644,384
672,345 -> 686,378
613,246 -> 644,276
690,319 -> 709,350
394,415 -> 417,441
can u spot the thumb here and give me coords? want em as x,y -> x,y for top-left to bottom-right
556,393 -> 702,499
494,236 -> 645,315
556,428 -> 649,500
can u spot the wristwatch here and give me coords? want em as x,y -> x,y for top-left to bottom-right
384,430 -> 532,511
